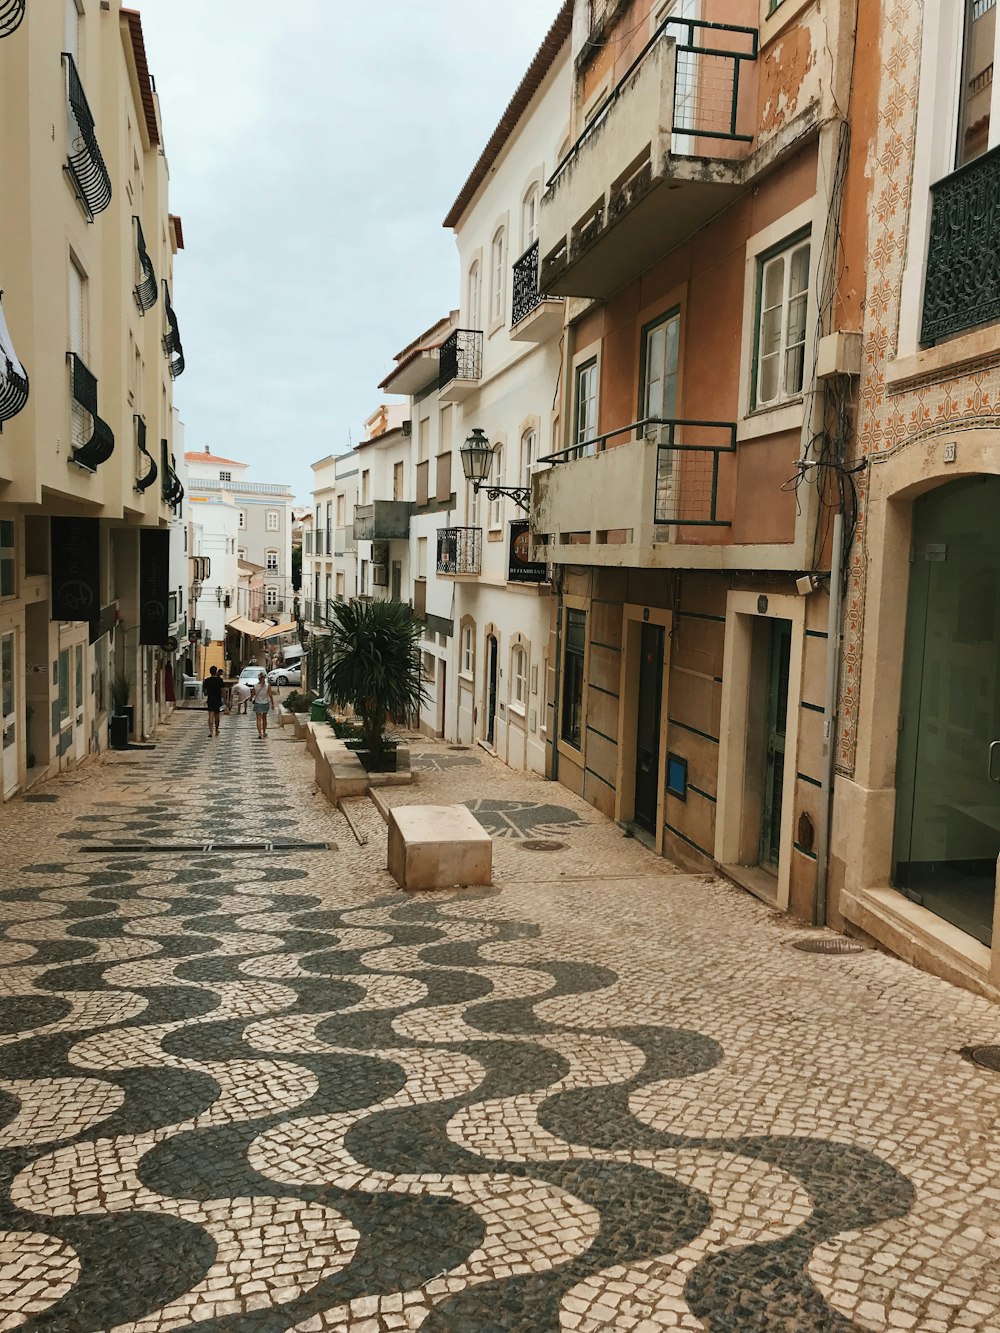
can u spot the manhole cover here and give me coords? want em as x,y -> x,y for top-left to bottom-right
521,840 -> 566,852
960,1045 -> 1000,1072
449,745 -> 470,751
792,937 -> 865,955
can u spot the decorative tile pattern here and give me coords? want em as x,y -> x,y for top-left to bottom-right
0,713 -> 998,1329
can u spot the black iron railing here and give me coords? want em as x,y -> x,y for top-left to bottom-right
133,218 -> 158,314
547,18 -> 758,192
69,353 -> 114,470
438,329 -> 483,390
134,415 -> 158,492
512,241 -> 562,327
62,53 -> 113,221
0,0 -> 25,38
437,526 -> 482,575
160,439 -> 184,511
540,416 -> 737,527
921,144 -> 1000,344
161,280 -> 185,378
0,293 -> 28,427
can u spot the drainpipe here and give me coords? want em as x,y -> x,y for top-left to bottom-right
814,509 -> 844,927
551,565 -> 564,783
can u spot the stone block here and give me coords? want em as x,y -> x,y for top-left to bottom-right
387,804 -> 492,892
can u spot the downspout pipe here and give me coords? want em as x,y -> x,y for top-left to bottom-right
814,509 -> 844,927
551,565 -> 564,783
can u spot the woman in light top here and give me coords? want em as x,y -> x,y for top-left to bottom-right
251,671 -> 275,738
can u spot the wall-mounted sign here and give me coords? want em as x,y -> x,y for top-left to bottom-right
51,517 -> 100,622
139,529 -> 171,645
507,521 -> 546,585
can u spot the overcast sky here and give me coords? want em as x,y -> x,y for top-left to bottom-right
136,0 -> 558,503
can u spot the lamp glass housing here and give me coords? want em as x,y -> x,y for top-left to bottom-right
460,428 -> 495,486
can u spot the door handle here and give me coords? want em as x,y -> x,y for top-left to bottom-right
989,741 -> 1000,783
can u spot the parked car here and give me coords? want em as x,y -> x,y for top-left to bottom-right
237,666 -> 265,686
268,664 -> 301,687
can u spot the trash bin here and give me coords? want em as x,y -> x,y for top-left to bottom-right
310,700 -> 328,723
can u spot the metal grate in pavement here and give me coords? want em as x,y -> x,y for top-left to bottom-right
960,1045 -> 1000,1072
521,840 -> 567,852
23,794 -> 58,802
792,937 -> 865,955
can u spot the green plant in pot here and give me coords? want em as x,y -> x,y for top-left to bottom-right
310,598 -> 425,771
109,670 -> 132,750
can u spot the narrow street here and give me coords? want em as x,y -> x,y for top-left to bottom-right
0,707 -> 999,1332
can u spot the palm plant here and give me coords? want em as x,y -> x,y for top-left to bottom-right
310,598 -> 426,768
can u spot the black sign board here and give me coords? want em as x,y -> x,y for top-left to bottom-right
89,604 -> 117,645
139,528 -> 171,645
507,521 -> 547,585
51,517 -> 100,621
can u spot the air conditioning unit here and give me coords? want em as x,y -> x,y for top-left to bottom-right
372,563 -> 389,587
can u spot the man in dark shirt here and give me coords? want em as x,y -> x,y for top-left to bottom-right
203,665 -> 225,736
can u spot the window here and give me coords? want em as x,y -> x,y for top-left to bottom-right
418,417 -> 430,463
265,586 -> 278,608
754,235 -> 810,409
422,651 -> 437,682
522,187 -> 539,251
561,609 -> 586,749
325,573 -> 331,605
336,571 -> 345,598
467,479 -> 480,529
0,521 -> 14,598
336,494 -> 345,526
511,644 -> 527,711
521,428 -> 537,485
64,0 -> 80,61
641,310 -> 680,425
69,256 -> 88,359
266,549 -> 278,572
360,559 -> 368,594
219,470 -> 231,482
238,510 -> 246,530
266,510 -> 279,531
573,359 -> 598,458
361,471 -> 371,505
489,446 -> 504,529
418,536 -> 428,578
468,261 -> 481,328
461,624 -> 474,677
958,0 -> 997,165
490,230 -> 505,323
393,460 -> 404,500
238,547 -> 246,561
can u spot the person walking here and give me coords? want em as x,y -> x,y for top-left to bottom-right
202,665 -> 225,737
230,681 -> 252,714
251,670 -> 275,738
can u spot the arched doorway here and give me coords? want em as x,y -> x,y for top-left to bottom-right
893,475 -> 1000,946
485,634 -> 499,748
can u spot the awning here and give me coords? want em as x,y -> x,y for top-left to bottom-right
259,619 -> 297,640
226,615 -> 269,638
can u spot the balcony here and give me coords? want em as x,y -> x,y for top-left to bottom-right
538,17 -> 757,300
1,2 -> 25,37
922,145 -> 1000,344
510,241 -> 563,342
0,293 -> 28,427
160,439 -> 184,512
133,217 -> 157,314
68,353 -> 114,471
161,280 -> 185,378
335,524 -> 355,554
532,417 -> 736,567
62,54 -> 112,222
354,501 -> 411,541
134,415 -> 158,492
437,527 -> 482,578
438,329 -> 483,401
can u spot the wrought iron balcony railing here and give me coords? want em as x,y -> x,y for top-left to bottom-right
436,526 -> 482,576
547,18 -> 758,193
161,280 -> 185,378
0,1 -> 25,38
160,439 -> 184,511
438,329 -> 483,390
133,218 -> 158,314
134,415 -> 158,492
540,416 -> 737,526
921,144 -> 1000,344
62,53 -> 113,221
0,293 -> 28,428
511,241 -> 562,327
69,353 -> 114,470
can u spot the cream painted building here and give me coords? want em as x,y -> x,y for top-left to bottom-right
0,1 -> 187,792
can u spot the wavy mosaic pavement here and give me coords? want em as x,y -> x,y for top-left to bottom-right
0,713 -> 994,1330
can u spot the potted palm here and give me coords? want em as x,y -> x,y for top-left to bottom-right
109,670 -> 131,750
310,598 -> 426,771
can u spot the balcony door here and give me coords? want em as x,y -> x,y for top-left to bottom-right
641,309 -> 680,521
2,632 -> 16,798
485,634 -> 499,748
894,477 -> 1000,946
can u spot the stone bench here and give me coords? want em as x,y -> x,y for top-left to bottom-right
387,804 -> 492,892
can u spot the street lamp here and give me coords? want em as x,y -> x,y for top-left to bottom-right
459,427 -> 530,512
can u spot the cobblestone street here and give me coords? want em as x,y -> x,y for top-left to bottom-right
1,707 -> 999,1331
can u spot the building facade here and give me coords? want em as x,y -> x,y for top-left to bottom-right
830,0 -> 1000,1000
0,0 -> 187,791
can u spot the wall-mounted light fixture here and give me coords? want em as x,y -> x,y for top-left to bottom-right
459,428 -> 530,512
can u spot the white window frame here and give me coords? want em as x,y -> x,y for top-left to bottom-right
753,235 -> 810,411
490,228 -> 505,326
219,470 -> 231,482
461,625 -> 474,678
238,510 -> 246,530
521,427 -> 537,485
511,643 -> 527,713
265,585 -> 278,608
468,261 -> 481,329
488,445 -> 504,530
265,548 -> 279,572
265,510 -> 279,531
522,186 -> 540,251
573,357 -> 599,458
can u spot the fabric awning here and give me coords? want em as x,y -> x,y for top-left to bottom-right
259,619 -> 297,640
226,616 -> 269,638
